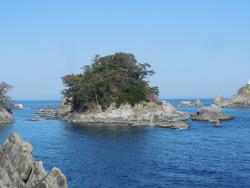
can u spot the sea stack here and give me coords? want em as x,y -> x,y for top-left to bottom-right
225,80 -> 250,107
0,133 -> 67,188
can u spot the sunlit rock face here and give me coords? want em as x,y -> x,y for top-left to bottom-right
226,83 -> 250,108
0,107 -> 13,124
60,101 -> 190,129
0,133 -> 68,188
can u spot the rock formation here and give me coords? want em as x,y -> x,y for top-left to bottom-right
178,99 -> 204,107
0,133 -> 67,188
214,96 -> 226,106
191,104 -> 232,122
179,101 -> 192,107
36,106 -> 57,119
29,106 -> 59,122
0,107 -> 14,124
59,101 -> 190,129
57,100 -> 72,118
225,83 -> 250,107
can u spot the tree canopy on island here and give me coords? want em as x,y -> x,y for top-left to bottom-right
62,52 -> 159,112
0,82 -> 12,110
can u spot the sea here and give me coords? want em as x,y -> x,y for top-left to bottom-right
0,99 -> 250,188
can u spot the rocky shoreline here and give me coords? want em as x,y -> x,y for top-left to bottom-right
0,133 -> 67,188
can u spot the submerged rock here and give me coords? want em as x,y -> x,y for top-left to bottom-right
60,101 -> 190,129
0,107 -> 14,124
0,133 -> 67,188
225,82 -> 250,108
157,121 -> 189,129
215,120 -> 222,128
27,117 -> 48,122
191,104 -> 232,122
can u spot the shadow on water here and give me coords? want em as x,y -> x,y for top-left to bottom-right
62,122 -> 148,136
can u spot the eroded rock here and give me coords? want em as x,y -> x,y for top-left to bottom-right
191,104 -> 232,122
0,133 -> 67,188
0,107 -> 14,124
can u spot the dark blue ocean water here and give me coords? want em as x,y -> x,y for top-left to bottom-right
1,99 -> 250,188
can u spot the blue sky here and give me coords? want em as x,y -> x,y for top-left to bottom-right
0,0 -> 249,100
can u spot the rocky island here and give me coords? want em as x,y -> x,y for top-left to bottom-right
59,53 -> 190,129
191,104 -> 232,123
0,133 -> 67,188
224,81 -> 250,108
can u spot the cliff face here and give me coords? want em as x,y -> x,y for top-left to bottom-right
226,84 -> 250,107
59,101 -> 190,129
0,133 -> 67,188
0,107 -> 14,124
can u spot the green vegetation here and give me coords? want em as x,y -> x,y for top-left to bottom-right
0,82 -> 12,110
62,53 -> 159,112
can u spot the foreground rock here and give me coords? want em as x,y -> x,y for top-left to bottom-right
0,133 -> 67,188
225,82 -> 250,108
191,104 -> 232,122
59,101 -> 190,129
0,107 -> 14,124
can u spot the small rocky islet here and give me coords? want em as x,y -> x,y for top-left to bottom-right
33,53 -> 192,129
178,99 -> 204,107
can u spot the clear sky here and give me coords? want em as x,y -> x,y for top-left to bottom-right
0,0 -> 250,100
